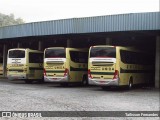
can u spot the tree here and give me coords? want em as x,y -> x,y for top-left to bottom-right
0,13 -> 25,27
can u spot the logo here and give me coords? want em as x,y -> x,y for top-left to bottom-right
15,59 -> 18,62
1,112 -> 42,118
12,59 -> 21,64
2,112 -> 11,117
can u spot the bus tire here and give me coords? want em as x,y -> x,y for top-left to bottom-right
82,75 -> 88,86
128,78 -> 133,90
25,79 -> 32,84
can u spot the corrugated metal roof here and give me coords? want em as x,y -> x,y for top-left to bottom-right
0,12 -> 159,39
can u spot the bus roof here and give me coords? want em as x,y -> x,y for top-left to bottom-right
8,48 -> 43,52
90,45 -> 144,53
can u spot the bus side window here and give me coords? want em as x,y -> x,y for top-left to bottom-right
70,51 -> 78,62
70,51 -> 88,63
120,50 -> 128,63
29,53 -> 43,63
0,57 -> 3,63
79,52 -> 88,63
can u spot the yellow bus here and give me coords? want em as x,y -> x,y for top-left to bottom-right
44,47 -> 88,86
0,56 -> 3,76
88,45 -> 153,89
7,48 -> 44,83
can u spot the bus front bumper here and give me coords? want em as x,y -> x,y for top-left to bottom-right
44,76 -> 68,83
88,78 -> 119,86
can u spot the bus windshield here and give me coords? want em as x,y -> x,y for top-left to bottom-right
0,57 -> 3,63
9,50 -> 25,58
90,47 -> 116,58
45,48 -> 66,58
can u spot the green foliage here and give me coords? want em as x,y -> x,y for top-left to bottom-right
0,13 -> 25,27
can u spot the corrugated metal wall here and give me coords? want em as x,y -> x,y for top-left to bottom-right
0,12 -> 159,39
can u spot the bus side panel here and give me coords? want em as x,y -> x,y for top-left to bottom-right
0,63 -> 3,76
27,51 -> 43,80
66,49 -> 76,82
119,63 -> 130,86
118,47 -> 152,86
69,61 -> 87,82
116,47 -> 121,86
69,61 -> 78,82
28,63 -> 43,79
118,47 -> 132,86
119,64 -> 148,86
67,49 -> 88,83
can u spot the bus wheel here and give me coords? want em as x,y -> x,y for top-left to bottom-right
128,78 -> 133,90
25,80 -> 32,84
82,75 -> 88,86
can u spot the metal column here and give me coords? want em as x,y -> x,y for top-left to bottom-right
3,44 -> 7,77
38,40 -> 43,51
17,42 -> 21,48
67,39 -> 72,47
105,38 -> 112,45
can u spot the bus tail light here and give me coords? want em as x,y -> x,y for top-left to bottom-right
113,70 -> 119,80
44,68 -> 46,76
88,69 -> 93,79
64,68 -> 68,77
